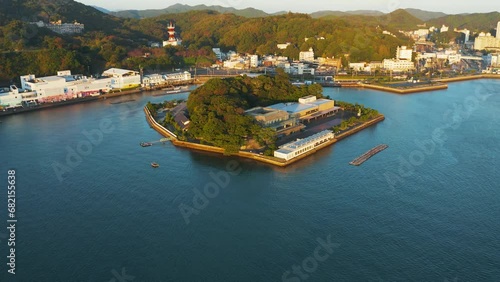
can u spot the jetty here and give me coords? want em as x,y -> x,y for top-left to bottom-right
350,144 -> 388,166
140,138 -> 171,147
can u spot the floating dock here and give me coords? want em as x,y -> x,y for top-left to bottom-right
350,144 -> 388,166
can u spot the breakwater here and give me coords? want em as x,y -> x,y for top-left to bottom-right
358,83 -> 448,94
433,74 -> 500,83
144,106 -> 385,167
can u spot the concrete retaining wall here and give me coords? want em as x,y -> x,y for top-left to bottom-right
144,106 -> 385,167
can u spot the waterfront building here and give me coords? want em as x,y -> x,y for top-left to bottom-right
382,59 -> 415,71
20,70 -> 113,103
163,22 -> 182,47
274,130 -> 335,161
368,61 -> 383,70
281,63 -> 315,75
142,72 -> 192,88
101,68 -> 141,89
165,71 -> 191,82
142,74 -> 164,87
349,62 -> 367,71
0,86 -> 36,108
267,95 -> 339,122
299,48 -> 315,62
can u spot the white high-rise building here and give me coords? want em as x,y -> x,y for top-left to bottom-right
497,21 -> 500,39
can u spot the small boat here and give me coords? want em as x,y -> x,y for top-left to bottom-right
165,89 -> 182,94
140,142 -> 153,147
151,162 -> 160,168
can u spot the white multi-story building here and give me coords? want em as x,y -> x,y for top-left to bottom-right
274,130 -> 335,161
485,53 -> 500,67
282,63 -> 315,75
299,48 -> 315,62
250,55 -> 259,68
165,71 -> 191,82
212,48 -> 223,61
142,74 -> 164,87
397,46 -> 413,61
440,25 -> 449,33
0,86 -> 36,108
497,21 -> 500,39
21,70 -> 114,102
474,32 -> 500,50
101,68 -> 141,89
349,62 -> 366,71
383,59 -> 415,71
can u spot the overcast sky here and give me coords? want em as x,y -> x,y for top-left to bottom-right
77,0 -> 497,14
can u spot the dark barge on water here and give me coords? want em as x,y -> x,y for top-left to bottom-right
350,144 -> 388,166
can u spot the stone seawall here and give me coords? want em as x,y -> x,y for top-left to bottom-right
358,83 -> 448,94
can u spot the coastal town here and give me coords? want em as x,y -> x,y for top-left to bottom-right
1,16 -> 499,165
2,18 -> 500,111
2,1 -> 500,282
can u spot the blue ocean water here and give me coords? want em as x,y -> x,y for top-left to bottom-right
0,80 -> 499,281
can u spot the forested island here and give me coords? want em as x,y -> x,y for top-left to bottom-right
146,72 -> 383,160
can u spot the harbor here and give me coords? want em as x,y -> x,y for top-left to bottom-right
349,144 -> 389,166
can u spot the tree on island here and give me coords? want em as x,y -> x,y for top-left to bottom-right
184,71 -> 323,154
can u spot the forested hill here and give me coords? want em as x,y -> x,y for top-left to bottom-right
0,0 -> 122,31
428,12 -> 500,32
132,11 -> 412,61
0,0 -> 498,85
318,9 -> 424,30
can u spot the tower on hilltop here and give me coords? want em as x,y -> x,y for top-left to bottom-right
163,21 -> 182,47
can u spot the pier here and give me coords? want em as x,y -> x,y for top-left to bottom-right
140,138 -> 171,147
350,144 -> 388,166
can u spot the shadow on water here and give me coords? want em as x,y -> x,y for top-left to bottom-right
184,142 -> 337,175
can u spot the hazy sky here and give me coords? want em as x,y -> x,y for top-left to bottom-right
77,0 -> 497,14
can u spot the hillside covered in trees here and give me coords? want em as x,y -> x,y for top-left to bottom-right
185,71 -> 323,153
0,1 -> 498,85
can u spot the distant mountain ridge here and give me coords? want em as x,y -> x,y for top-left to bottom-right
91,5 -> 111,14
110,3 -> 270,18
403,8 -> 447,21
109,3 -> 454,21
310,10 -> 385,18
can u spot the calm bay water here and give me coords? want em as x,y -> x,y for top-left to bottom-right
1,80 -> 499,281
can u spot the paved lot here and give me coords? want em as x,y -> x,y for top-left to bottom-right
276,110 -> 353,146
